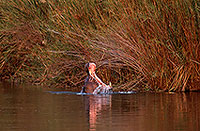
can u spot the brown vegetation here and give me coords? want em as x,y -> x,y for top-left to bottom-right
0,0 -> 199,91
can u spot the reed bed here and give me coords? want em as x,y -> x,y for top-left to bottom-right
0,0 -> 199,91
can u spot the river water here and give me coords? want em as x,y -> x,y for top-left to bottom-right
0,82 -> 199,131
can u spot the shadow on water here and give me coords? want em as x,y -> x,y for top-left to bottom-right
0,82 -> 200,131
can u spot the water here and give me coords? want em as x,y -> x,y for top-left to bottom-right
0,82 -> 200,131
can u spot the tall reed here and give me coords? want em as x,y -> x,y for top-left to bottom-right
0,0 -> 199,91
89,0 -> 200,91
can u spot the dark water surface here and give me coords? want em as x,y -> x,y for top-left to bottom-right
0,82 -> 199,131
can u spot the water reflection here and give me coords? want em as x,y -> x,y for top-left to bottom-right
0,82 -> 200,131
83,95 -> 112,131
84,93 -> 200,131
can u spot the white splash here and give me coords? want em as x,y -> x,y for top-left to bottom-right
93,83 -> 112,94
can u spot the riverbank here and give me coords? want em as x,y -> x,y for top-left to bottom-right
0,0 -> 199,91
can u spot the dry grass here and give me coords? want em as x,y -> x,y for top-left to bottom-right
0,0 -> 199,91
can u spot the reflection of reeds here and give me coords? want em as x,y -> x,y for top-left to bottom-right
0,0 -> 199,91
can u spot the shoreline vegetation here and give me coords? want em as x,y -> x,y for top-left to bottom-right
0,0 -> 199,92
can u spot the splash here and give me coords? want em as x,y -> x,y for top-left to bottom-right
93,84 -> 112,94
47,90 -> 136,95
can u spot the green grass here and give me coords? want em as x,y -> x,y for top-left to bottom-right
0,0 -> 199,91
